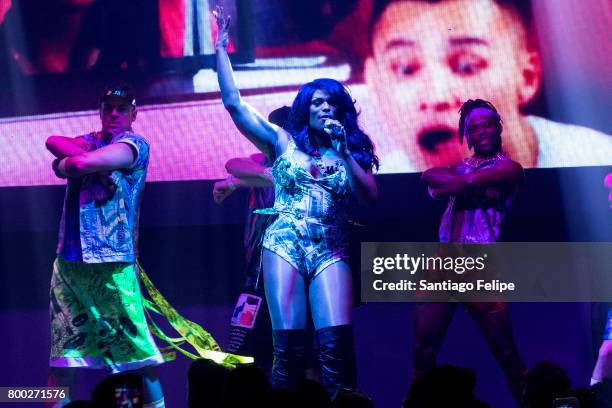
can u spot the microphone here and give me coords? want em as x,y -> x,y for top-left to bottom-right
323,119 -> 345,140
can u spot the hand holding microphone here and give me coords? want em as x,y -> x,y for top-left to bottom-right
324,119 -> 350,157
323,118 -> 345,139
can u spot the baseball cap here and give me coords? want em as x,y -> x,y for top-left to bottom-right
100,81 -> 136,106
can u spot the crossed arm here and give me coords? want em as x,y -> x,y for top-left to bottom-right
422,160 -> 523,199
46,135 -> 88,158
46,135 -> 136,178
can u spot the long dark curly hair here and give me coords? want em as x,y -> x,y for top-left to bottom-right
288,78 -> 379,171
458,99 -> 503,150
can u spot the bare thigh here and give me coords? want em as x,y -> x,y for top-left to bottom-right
309,261 -> 353,330
263,249 -> 308,330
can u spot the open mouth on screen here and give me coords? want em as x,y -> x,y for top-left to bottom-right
418,127 -> 455,152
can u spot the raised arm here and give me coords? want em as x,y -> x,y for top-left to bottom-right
214,7 -> 285,159
56,142 -> 136,178
46,135 -> 88,158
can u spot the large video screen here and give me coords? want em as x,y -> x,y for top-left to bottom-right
0,0 -> 251,75
0,0 -> 610,187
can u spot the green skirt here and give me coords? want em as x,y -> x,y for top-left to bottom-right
49,257 -> 164,373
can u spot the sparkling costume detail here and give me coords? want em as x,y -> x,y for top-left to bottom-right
256,140 -> 352,279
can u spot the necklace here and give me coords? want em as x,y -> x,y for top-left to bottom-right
465,151 -> 507,168
312,151 -> 342,176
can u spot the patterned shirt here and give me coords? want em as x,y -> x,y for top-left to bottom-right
57,131 -> 149,263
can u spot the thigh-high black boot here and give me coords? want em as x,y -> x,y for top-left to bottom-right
271,329 -> 306,390
316,324 -> 357,396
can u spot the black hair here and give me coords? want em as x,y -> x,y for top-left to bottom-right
458,99 -> 503,149
288,78 -> 379,171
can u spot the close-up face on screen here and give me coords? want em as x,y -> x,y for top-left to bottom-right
0,0 -> 610,187
366,0 -> 539,171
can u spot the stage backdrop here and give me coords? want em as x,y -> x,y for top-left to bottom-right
0,0 -> 610,187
